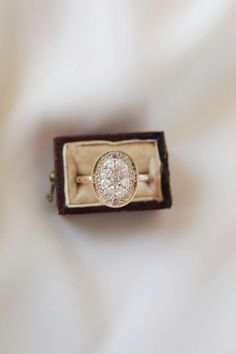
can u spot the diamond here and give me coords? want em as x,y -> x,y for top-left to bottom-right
92,150 -> 137,208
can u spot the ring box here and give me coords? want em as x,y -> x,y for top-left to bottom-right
53,131 -> 172,214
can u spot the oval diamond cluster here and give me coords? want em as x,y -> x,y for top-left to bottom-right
93,151 -> 137,208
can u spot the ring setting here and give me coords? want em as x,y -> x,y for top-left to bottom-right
76,150 -> 151,208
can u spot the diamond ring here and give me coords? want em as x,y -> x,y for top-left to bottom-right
76,150 -> 152,208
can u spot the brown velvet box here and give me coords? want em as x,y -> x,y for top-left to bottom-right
54,132 -> 172,214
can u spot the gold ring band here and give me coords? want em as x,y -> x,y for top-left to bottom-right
76,174 -> 152,184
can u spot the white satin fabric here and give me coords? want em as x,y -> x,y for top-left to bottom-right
0,1 -> 236,353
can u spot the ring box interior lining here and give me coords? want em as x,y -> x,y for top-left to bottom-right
63,139 -> 162,208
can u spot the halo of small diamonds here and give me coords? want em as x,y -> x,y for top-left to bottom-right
92,150 -> 137,208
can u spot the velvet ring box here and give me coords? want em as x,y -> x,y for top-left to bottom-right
53,131 -> 172,214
